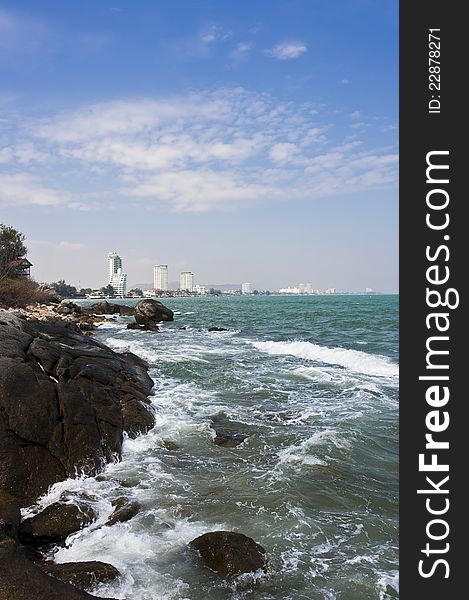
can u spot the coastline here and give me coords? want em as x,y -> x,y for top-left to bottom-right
1,296 -> 399,599
0,302 -> 158,600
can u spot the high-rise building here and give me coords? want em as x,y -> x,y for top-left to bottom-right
107,251 -> 127,297
153,265 -> 169,291
180,271 -> 194,292
107,252 -> 122,283
110,269 -> 127,297
241,282 -> 252,295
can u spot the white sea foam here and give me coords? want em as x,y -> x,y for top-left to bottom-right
276,430 -> 347,470
250,340 -> 399,378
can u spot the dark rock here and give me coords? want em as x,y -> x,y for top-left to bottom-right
126,322 -> 156,331
56,301 -> 84,317
19,502 -> 97,546
118,305 -> 135,316
0,491 -> 20,541
86,301 -> 120,315
210,412 -> 247,448
78,322 -> 95,331
213,433 -> 246,448
189,531 -> 267,575
0,534 -> 119,599
122,398 -> 155,438
162,440 -> 179,451
86,301 -> 134,317
41,560 -> 120,590
208,327 -> 228,332
0,309 -> 155,506
134,299 -> 173,331
106,498 -> 140,526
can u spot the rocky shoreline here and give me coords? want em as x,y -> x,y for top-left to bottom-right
0,301 -> 163,599
0,299 -> 267,599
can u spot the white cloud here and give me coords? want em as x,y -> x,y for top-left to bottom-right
269,142 -> 298,164
0,173 -> 66,207
235,42 -> 252,53
200,24 -> 231,44
4,88 -> 397,212
127,169 -> 275,212
266,43 -> 307,60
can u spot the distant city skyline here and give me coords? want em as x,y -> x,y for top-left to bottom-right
102,251 -> 377,294
0,1 -> 398,293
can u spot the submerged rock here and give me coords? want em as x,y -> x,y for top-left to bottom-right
106,498 -> 140,526
19,502 -> 97,546
189,531 -> 267,575
210,412 -> 247,448
127,322 -> 152,330
212,433 -> 246,448
40,560 -> 120,590
208,327 -> 228,332
162,440 -> 179,451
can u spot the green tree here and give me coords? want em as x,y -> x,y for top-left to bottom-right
0,224 -> 28,282
50,279 -> 78,298
129,288 -> 143,296
101,284 -> 115,297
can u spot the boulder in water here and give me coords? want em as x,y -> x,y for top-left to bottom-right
208,327 -> 228,332
210,412 -> 247,448
19,502 -> 97,546
40,561 -> 120,590
106,498 -> 140,526
134,299 -> 174,330
189,531 -> 267,574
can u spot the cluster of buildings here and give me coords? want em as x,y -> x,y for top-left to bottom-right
103,252 -> 253,298
102,252 -> 373,299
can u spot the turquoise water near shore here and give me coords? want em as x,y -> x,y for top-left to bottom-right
27,295 -> 399,599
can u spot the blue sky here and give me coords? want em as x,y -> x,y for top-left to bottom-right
0,0 -> 398,291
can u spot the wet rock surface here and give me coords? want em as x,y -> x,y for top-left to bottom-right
208,326 -> 228,332
106,498 -> 141,526
19,502 -> 97,546
189,531 -> 267,575
0,533 -> 119,600
210,412 -> 247,448
40,560 -> 120,590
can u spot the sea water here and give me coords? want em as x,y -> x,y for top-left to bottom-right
25,295 -> 399,600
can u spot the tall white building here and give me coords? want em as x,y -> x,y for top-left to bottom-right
180,271 -> 194,292
241,282 -> 252,295
153,265 -> 169,291
107,251 -> 127,297
110,269 -> 127,297
107,252 -> 122,283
